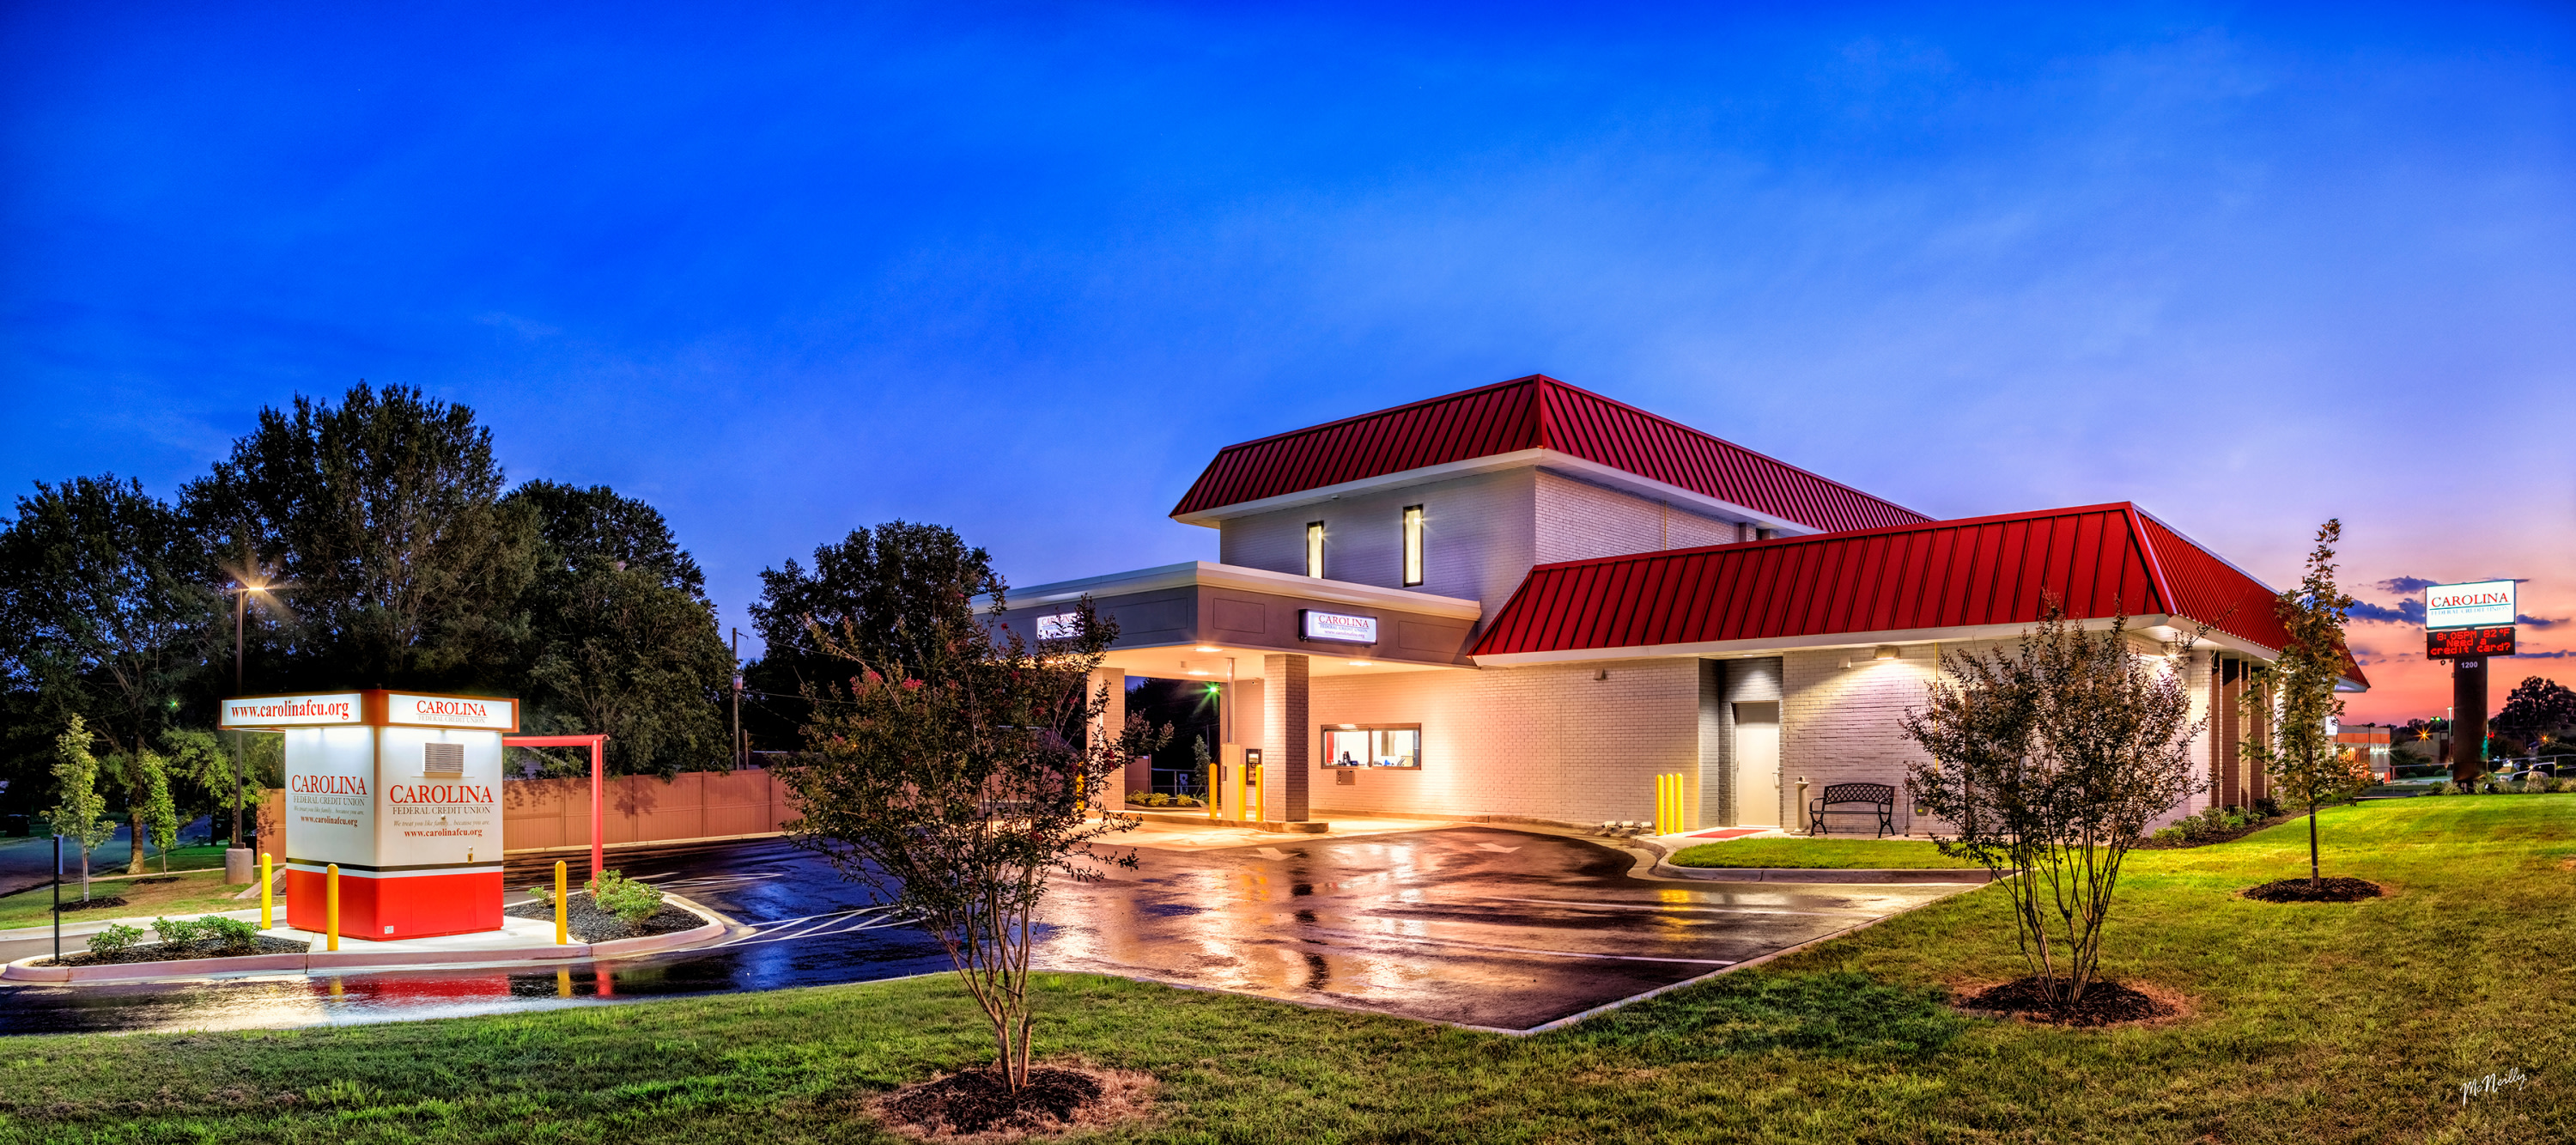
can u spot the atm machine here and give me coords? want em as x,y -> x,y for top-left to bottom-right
219,690 -> 515,939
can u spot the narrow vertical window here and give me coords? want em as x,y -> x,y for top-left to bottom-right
1401,505 -> 1424,587
1304,521 -> 1325,578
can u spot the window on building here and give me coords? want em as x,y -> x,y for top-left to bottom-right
1401,505 -> 1424,587
1304,521 -> 1325,578
1323,724 -> 1420,769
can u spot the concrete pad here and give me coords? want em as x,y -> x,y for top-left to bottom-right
3,899 -> 728,984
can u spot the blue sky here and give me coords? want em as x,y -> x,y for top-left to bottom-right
5,3 -> 2571,719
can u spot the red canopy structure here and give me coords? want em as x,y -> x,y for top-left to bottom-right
503,734 -> 608,880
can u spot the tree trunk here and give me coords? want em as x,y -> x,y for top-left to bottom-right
2318,799 -> 2339,892
126,807 -> 147,875
79,851 -> 91,903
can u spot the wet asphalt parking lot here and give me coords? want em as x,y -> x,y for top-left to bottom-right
0,828 -> 1968,1036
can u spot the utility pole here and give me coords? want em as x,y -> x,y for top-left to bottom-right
731,628 -> 744,770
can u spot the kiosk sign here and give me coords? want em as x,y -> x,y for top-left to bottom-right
2426,580 -> 2516,630
223,688 -> 509,939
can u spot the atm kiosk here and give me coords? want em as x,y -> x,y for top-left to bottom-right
219,690 -> 515,939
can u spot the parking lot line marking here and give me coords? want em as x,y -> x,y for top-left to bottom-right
1444,894 -> 1881,919
1296,926 -> 1737,965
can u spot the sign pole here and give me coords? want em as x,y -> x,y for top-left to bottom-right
52,835 -> 61,963
2451,656 -> 2489,785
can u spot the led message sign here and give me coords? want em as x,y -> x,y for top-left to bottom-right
2427,626 -> 2515,659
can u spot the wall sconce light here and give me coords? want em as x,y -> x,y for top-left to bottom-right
1874,645 -> 1900,661
1595,668 -> 1610,680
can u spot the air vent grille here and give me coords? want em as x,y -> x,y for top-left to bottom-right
423,742 -> 465,777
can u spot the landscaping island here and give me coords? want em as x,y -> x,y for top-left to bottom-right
6,796 -> 2568,1143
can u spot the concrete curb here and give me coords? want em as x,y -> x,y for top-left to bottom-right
3,898 -> 726,984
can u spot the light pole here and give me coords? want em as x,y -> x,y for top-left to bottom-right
222,572 -> 276,884
731,627 -> 743,770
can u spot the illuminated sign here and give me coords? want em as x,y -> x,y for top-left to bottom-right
1300,609 -> 1379,644
2427,626 -> 2515,659
1035,612 -> 1082,639
385,692 -> 518,731
2426,580 -> 2516,630
220,692 -> 364,728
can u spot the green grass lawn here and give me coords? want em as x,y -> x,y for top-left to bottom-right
6,796 -> 2571,1143
0,868 -> 256,930
1668,837 -> 1981,868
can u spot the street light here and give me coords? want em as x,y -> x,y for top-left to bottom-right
220,562 -> 288,879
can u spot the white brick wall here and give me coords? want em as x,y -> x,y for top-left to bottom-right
1305,658 -> 1702,826
1217,468 -> 1537,613
1214,466 -> 1749,631
1534,469 -> 1744,564
1776,639 -> 2215,837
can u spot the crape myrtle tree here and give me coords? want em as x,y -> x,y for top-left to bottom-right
781,578 -> 1164,1092
1901,603 -> 2205,1012
2246,520 -> 2373,890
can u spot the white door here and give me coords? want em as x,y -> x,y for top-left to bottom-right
1734,702 -> 1781,826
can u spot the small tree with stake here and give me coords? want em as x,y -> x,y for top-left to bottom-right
781,590 -> 1162,1092
1902,603 -> 2204,1014
46,716 -> 118,903
2247,519 -> 2372,891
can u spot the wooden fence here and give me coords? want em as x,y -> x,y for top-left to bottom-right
259,767 -> 797,857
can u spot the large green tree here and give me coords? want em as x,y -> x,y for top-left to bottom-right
744,521 -> 996,750
526,565 -> 732,776
509,481 -> 731,776
181,384 -> 538,691
0,475 -> 217,821
2494,676 -> 2576,741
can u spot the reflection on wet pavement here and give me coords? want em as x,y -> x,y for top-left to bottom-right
1039,827 -> 1964,1031
0,828 -> 1965,1036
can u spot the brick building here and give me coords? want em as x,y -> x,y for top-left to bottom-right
987,375 -> 2366,834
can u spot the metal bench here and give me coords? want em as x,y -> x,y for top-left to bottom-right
1807,783 -> 1897,837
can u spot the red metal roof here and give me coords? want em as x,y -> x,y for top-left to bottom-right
1170,375 -> 1929,533
1469,501 -> 2367,686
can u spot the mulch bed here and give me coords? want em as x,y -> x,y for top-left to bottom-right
501,892 -> 703,942
35,935 -> 309,968
47,896 -> 132,915
867,1064 -> 1157,1142
2130,813 -> 2293,850
1957,977 -> 2175,1026
2243,876 -> 2384,903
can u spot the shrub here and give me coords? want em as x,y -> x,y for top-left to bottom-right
88,923 -> 143,956
586,868 -> 665,924
150,917 -> 203,946
2151,825 -> 2184,844
198,916 -> 259,952
2440,782 -> 2464,795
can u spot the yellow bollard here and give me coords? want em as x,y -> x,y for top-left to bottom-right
554,860 -> 568,946
258,852 -> 273,930
325,863 -> 340,952
556,966 -> 573,997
